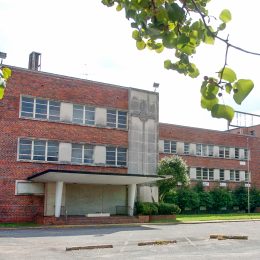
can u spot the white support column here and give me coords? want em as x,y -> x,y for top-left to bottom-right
55,181 -> 64,218
128,184 -> 136,216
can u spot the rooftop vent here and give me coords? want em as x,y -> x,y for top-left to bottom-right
0,52 -> 7,64
28,52 -> 41,71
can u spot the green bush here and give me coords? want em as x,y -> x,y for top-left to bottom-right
177,188 -> 200,211
135,202 -> 158,215
158,203 -> 181,215
210,187 -> 233,211
198,191 -> 214,209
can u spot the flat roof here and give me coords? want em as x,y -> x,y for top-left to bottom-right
27,169 -> 167,185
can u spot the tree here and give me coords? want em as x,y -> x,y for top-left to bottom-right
102,0 -> 259,121
0,67 -> 12,100
157,155 -> 189,202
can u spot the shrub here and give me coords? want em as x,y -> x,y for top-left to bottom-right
177,188 -> 200,211
135,202 -> 158,215
198,191 -> 214,209
158,203 -> 181,215
210,187 -> 233,211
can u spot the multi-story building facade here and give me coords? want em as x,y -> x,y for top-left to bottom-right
1,54 -> 260,223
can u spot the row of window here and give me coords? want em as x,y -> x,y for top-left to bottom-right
20,96 -> 127,129
164,140 -> 248,160
18,138 -> 127,166
195,168 -> 249,182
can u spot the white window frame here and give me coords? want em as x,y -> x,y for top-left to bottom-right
106,109 -> 127,129
20,95 -> 60,121
106,146 -> 127,166
71,143 -> 94,164
18,138 -> 59,162
184,143 -> 190,155
72,104 -> 95,126
164,140 -> 177,154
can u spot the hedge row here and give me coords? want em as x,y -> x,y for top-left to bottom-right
163,183 -> 260,213
135,202 -> 181,215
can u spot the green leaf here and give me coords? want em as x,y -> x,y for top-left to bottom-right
162,32 -> 177,49
167,3 -> 185,23
0,86 -> 4,99
2,68 -> 12,80
211,104 -> 234,122
164,60 -> 172,69
188,63 -> 199,78
116,4 -> 123,11
136,40 -> 146,50
233,79 -> 254,105
225,83 -> 232,94
219,9 -> 232,23
219,67 -> 237,83
132,30 -> 140,40
155,44 -> 164,53
218,23 -> 226,31
204,29 -> 215,45
201,96 -> 219,111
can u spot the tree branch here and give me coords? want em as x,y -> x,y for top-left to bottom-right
189,0 -> 260,56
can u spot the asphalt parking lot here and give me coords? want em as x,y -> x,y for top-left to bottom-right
1,221 -> 260,259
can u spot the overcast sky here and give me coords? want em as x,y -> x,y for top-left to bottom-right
1,0 -> 260,130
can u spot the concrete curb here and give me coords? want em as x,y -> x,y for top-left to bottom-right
1,218 -> 260,230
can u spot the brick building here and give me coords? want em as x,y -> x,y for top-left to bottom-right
0,54 -> 260,223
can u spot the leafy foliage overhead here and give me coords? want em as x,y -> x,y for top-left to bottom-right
0,67 -> 11,100
102,0 -> 258,121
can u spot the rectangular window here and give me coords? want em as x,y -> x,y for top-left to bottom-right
219,146 -> 225,158
220,169 -> 225,181
209,169 -> 214,180
196,144 -> 202,156
106,147 -> 127,166
21,96 -> 60,121
21,96 -> 34,118
230,170 -> 235,181
73,105 -> 95,125
244,149 -> 248,160
170,141 -> 177,154
71,144 -> 94,164
245,171 -> 249,182
208,145 -> 214,157
235,148 -> 239,159
18,138 -> 32,160
164,140 -> 176,154
202,144 -> 208,156
107,109 -> 127,129
18,138 -> 59,162
184,143 -> 190,155
225,147 -> 230,158
164,140 -> 170,153
235,170 -> 240,181
196,168 -> 202,180
85,106 -> 95,125
202,168 -> 208,180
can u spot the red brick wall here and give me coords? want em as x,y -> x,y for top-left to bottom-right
0,67 -> 129,222
159,123 -> 260,189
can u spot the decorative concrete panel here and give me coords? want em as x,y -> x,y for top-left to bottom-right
213,146 -> 219,157
230,147 -> 235,158
94,146 -> 106,164
239,148 -> 245,160
59,142 -> 72,162
60,102 -> 73,122
95,107 -> 106,127
177,142 -> 184,154
214,169 -> 220,180
189,168 -> 196,179
189,144 -> 196,155
128,89 -> 159,202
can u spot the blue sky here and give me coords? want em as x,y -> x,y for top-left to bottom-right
1,0 -> 260,130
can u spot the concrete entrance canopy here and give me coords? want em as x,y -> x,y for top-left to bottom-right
27,169 -> 167,185
27,169 -> 169,218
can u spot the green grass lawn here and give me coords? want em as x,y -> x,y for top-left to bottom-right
177,213 -> 260,222
150,213 -> 260,223
0,222 -> 39,228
